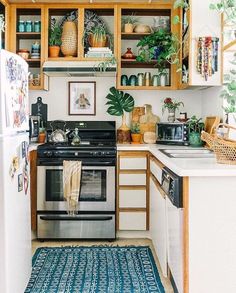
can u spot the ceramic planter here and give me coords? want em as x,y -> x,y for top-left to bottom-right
131,133 -> 142,144
124,23 -> 134,33
189,132 -> 203,147
61,21 -> 77,57
49,46 -> 60,58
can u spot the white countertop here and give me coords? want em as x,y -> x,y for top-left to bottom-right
117,144 -> 236,177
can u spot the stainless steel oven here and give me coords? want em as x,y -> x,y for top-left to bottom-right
37,165 -> 115,212
36,120 -> 117,240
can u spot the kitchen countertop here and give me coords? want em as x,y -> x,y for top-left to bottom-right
117,144 -> 236,177
29,143 -> 42,152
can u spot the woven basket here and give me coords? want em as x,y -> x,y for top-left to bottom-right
201,123 -> 236,165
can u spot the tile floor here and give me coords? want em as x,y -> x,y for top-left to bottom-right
32,238 -> 174,293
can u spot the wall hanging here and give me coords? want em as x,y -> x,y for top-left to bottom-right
196,36 -> 219,81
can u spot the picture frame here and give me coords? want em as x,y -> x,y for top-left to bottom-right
68,81 -> 96,115
18,174 -> 23,192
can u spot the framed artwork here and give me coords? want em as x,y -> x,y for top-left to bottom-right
68,81 -> 96,115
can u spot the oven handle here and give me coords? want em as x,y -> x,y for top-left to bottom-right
40,215 -> 113,221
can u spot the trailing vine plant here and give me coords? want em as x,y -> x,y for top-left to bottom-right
209,0 -> 236,24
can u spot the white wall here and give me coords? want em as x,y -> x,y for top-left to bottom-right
29,76 -> 203,125
201,86 -> 224,121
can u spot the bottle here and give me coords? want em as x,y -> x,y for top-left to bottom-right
25,20 -> 32,32
71,128 -> 81,145
34,20 -> 41,32
144,72 -> 151,86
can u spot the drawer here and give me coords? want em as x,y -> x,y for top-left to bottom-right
119,189 -> 146,208
119,173 -> 146,185
119,212 -> 146,230
150,159 -> 163,185
120,157 -> 147,170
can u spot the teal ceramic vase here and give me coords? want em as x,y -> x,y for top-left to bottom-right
129,75 -> 138,86
121,75 -> 128,86
189,132 -> 203,147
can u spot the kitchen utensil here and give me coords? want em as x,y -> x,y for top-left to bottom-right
204,116 -> 220,134
31,97 -> 48,126
49,120 -> 69,143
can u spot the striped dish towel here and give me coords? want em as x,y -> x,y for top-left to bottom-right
63,160 -> 82,215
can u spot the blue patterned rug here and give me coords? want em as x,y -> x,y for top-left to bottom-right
25,246 -> 165,293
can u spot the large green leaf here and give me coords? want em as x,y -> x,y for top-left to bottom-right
105,87 -> 134,116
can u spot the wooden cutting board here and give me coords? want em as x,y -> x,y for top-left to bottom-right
204,116 -> 221,134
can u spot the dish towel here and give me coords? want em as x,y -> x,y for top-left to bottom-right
63,160 -> 82,215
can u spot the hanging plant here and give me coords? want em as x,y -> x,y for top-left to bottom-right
209,0 -> 236,24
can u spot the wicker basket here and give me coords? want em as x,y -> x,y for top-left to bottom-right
201,123 -> 236,164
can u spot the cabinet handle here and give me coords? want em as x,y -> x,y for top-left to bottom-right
150,173 -> 166,199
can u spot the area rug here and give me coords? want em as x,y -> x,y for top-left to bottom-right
25,246 -> 165,293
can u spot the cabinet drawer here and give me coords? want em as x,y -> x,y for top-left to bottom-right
119,173 -> 146,185
150,159 -> 163,185
119,212 -> 146,230
120,157 -> 147,170
119,189 -> 146,208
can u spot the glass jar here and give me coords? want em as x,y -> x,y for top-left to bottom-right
18,20 -> 25,32
34,20 -> 41,33
25,20 -> 32,32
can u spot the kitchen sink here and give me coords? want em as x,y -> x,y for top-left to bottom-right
159,148 -> 215,158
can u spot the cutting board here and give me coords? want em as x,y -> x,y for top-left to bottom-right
204,116 -> 220,134
31,97 -> 48,126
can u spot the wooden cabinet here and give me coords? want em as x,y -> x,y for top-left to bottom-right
117,151 -> 149,231
10,4 -> 45,90
149,155 -> 167,277
117,3 -> 179,90
29,150 -> 37,232
179,0 -> 222,88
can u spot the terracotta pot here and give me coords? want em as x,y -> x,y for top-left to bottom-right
38,132 -> 46,143
61,21 -> 77,57
131,133 -> 141,144
124,23 -> 134,33
88,34 -> 107,47
49,46 -> 60,58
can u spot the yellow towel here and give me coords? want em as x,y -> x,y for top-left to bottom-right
63,160 -> 82,215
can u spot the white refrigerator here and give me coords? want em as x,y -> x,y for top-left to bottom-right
0,49 -> 31,293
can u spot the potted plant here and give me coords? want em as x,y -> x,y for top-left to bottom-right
162,97 -> 184,122
88,26 -> 108,48
136,29 -> 180,71
131,123 -> 142,144
121,13 -> 140,33
49,25 -> 62,57
105,86 -> 134,143
187,115 -> 205,147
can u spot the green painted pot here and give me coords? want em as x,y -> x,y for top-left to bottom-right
189,132 -> 203,147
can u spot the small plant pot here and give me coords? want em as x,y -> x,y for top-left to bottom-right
131,133 -> 142,144
49,46 -> 60,58
88,34 -> 107,47
189,132 -> 203,147
38,132 -> 46,143
124,23 -> 134,33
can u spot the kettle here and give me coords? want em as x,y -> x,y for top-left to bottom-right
49,120 -> 70,143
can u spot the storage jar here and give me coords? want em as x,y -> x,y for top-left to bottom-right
18,20 -> 25,32
25,20 -> 33,32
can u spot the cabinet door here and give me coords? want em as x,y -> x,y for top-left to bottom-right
150,175 -> 167,277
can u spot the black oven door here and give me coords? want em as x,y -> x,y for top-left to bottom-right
37,165 -> 115,212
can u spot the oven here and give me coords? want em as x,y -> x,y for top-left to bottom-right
36,120 -> 117,240
37,165 -> 115,212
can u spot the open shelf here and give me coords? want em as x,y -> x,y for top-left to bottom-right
16,32 -> 41,39
118,85 -> 171,90
121,33 -> 151,40
121,59 -> 169,68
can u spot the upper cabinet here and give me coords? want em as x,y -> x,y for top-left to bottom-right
179,0 -> 222,88
9,4 -> 45,90
117,3 -> 179,90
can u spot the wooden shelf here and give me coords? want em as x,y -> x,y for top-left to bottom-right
27,58 -> 40,62
121,33 -> 151,40
223,39 -> 236,51
118,85 -> 171,90
29,85 -> 42,90
121,59 -> 169,68
16,32 -> 41,39
48,57 -> 79,61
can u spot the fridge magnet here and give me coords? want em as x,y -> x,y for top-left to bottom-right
18,174 -> 23,192
9,156 -> 19,179
196,37 -> 219,81
21,141 -> 26,158
68,81 -> 96,115
23,163 -> 29,195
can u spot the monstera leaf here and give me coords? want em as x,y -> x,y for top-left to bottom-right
105,87 -> 134,116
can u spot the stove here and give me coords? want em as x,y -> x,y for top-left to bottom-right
36,121 -> 116,240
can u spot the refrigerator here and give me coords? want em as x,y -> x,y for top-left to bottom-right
0,49 -> 31,293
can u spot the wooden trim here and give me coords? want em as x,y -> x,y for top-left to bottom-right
146,152 -> 150,230
150,173 -> 166,199
188,0 -> 192,86
29,150 -> 37,232
119,208 -> 146,212
119,185 -> 146,189
119,169 -> 146,174
183,176 -> 189,293
78,8 -> 84,59
119,185 -> 146,190
150,155 -> 165,169
118,151 -> 149,157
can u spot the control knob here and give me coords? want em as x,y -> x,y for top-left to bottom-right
44,151 -> 53,157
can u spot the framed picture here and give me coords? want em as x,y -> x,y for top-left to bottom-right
68,81 -> 96,115
18,174 -> 23,192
